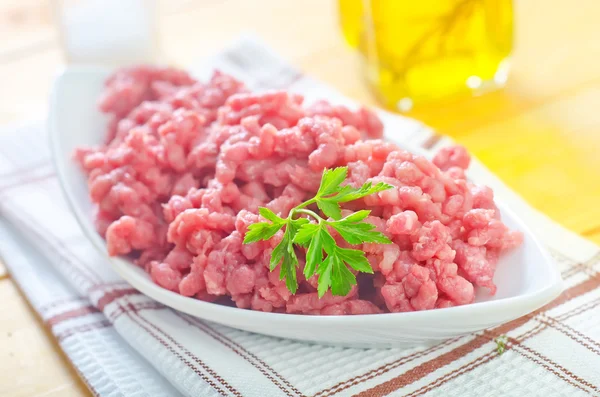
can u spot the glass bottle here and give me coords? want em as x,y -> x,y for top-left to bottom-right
339,0 -> 513,111
53,0 -> 158,65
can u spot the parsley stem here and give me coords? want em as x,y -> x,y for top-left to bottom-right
293,208 -> 323,222
294,198 -> 316,210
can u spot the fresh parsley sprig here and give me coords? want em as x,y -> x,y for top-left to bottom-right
243,166 -> 393,297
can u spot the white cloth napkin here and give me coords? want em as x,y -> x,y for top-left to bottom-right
1,38 -> 599,397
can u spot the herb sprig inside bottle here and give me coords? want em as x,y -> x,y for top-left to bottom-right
243,167 -> 393,297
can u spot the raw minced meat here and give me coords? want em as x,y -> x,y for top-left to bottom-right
75,66 -> 523,315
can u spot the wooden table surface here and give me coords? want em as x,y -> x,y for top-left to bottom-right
1,0 -> 599,395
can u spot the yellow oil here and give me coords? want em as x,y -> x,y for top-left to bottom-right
338,0 -> 513,111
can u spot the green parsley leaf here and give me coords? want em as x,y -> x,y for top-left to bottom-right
281,247 -> 298,294
278,225 -> 300,293
243,222 -> 282,244
290,217 -> 310,230
293,223 -> 319,246
316,255 -> 333,297
317,200 -> 342,220
270,238 -> 286,271
330,221 -> 392,245
317,167 -> 347,196
341,209 -> 371,223
330,255 -> 356,297
336,247 -> 373,273
320,227 -> 337,255
303,226 -> 325,279
259,207 -> 284,223
330,181 -> 393,203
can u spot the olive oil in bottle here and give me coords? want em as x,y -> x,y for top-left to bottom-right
338,0 -> 513,111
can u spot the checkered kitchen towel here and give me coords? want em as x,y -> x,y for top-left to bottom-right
1,38 -> 600,397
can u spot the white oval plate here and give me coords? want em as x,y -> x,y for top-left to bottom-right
49,67 -> 563,348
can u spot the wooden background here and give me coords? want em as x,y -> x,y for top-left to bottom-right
0,0 -> 599,395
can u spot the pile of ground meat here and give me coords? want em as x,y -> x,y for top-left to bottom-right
75,66 -> 523,315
